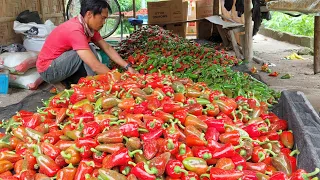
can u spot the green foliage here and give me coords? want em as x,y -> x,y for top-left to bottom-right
263,12 -> 314,37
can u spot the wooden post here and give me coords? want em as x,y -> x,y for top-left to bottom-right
244,0 -> 253,61
314,16 -> 320,74
133,0 -> 136,30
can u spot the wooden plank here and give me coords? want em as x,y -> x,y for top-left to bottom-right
244,0 -> 253,61
0,17 -> 16,23
217,25 -> 230,47
314,16 -> 320,74
229,29 -> 242,59
133,0 -> 136,30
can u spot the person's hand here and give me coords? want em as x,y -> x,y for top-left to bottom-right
128,67 -> 138,74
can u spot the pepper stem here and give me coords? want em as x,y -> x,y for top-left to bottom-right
128,161 -> 136,166
179,144 -> 186,155
144,164 -> 158,175
174,166 -> 188,176
109,119 -> 126,126
60,151 -> 71,159
264,149 -> 277,157
258,152 -> 266,162
138,128 -> 149,133
290,149 -> 300,157
90,148 -> 102,156
200,174 -> 210,179
302,168 -> 320,178
240,149 -> 247,157
128,149 -> 143,157
203,153 -> 212,160
167,139 -> 175,150
123,136 -> 129,142
258,126 -> 268,132
265,119 -> 271,127
224,124 -> 234,131
234,140 -> 244,150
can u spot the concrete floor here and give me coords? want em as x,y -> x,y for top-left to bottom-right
1,34 -> 319,115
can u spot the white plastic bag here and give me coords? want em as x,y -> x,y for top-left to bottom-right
23,38 -> 46,52
0,52 -> 38,74
9,68 -> 43,90
13,20 -> 56,38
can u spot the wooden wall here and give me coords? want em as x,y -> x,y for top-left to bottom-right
0,0 -> 65,45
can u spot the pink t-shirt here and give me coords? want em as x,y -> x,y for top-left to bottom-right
36,17 -> 103,73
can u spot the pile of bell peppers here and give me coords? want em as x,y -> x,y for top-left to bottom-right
115,25 -> 280,105
0,70 -> 318,180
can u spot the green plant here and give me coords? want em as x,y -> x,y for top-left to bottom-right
263,12 -> 314,37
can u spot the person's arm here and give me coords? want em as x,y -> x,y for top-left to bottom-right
76,49 -> 110,74
94,39 -> 137,73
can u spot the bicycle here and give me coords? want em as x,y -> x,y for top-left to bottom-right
65,0 -> 123,39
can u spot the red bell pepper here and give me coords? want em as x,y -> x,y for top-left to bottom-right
21,113 -> 41,129
219,130 -> 240,146
97,126 -> 123,144
181,171 -> 200,180
246,162 -> 267,173
142,140 -> 158,160
149,152 -> 171,176
192,146 -> 213,161
205,118 -> 225,133
164,123 -> 181,141
175,143 -> 193,162
103,148 -> 142,169
185,115 -> 208,132
209,167 -> 243,180
173,109 -> 188,124
270,119 -> 288,132
145,118 -> 163,132
205,127 -> 220,141
211,143 -> 242,159
32,145 -> 60,177
185,134 -> 207,147
166,159 -> 189,178
74,160 -> 95,180
83,121 -> 101,138
289,168 -> 320,180
119,122 -> 148,137
280,131 -> 294,149
215,157 -> 235,170
153,110 -> 174,122
231,153 -> 247,170
40,141 -> 61,160
163,138 -> 179,154
140,128 -> 163,142
72,112 -> 94,123
129,162 -> 157,180
243,124 -> 268,138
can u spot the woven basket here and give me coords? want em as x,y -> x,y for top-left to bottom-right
0,0 -> 65,45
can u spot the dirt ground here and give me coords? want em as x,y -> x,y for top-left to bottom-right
1,34 -> 320,114
250,34 -> 320,113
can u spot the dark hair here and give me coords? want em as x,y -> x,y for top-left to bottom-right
80,0 -> 112,17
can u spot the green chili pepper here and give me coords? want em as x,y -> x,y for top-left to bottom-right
172,81 -> 185,93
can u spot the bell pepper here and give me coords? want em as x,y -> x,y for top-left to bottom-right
95,143 -> 124,154
132,102 -> 148,114
181,171 -> 200,180
153,110 -> 174,122
186,88 -> 202,98
118,98 -> 136,110
56,163 -> 77,180
231,153 -> 247,170
243,124 -> 268,138
120,123 -> 148,137
213,100 -> 235,116
90,148 -> 107,164
289,168 -> 320,180
164,123 -> 181,141
0,150 -> 21,163
212,142 -> 243,159
219,130 -> 240,146
82,121 -> 101,138
140,128 -> 163,142
40,141 -> 61,160
74,161 -> 95,180
163,138 -> 179,154
205,118 -> 225,133
246,162 -> 267,173
174,93 -> 186,103
269,171 -> 288,180
55,154 -> 67,168
145,118 -> 163,132
124,137 -> 141,151
205,127 -> 220,141
208,167 -> 244,180
75,137 -> 98,148
182,157 -> 208,175
149,152 -> 171,176
32,145 -> 60,177
280,131 -> 294,149
175,143 -> 193,162
270,119 -> 288,132
103,148 -> 142,169
143,140 -> 158,160
215,157 -> 236,170
186,134 -> 207,147
20,113 -> 41,129
60,146 -> 81,165
97,126 -> 123,143
25,127 -> 43,141
192,146 -> 213,161
128,162 -> 157,180
98,168 -> 127,180
54,140 -> 75,151
0,160 -> 13,174
185,103 -> 203,116
271,153 -> 292,175
172,81 -> 185,93
72,112 -> 94,123
166,159 -> 189,178
185,114 -> 208,131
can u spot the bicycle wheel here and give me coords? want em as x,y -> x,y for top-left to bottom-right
66,0 -> 122,39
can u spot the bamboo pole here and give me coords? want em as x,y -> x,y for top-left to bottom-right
314,16 -> 320,74
244,0 -> 253,61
